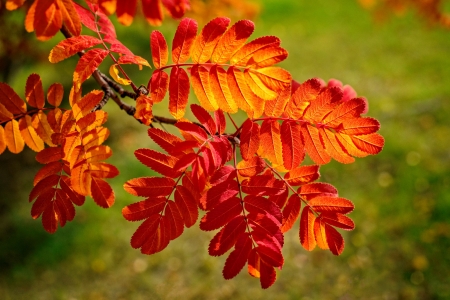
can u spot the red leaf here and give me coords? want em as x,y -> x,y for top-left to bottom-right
124,177 -> 175,197
339,117 -> 380,135
284,78 -> 322,119
122,197 -> 166,221
191,104 -> 217,135
142,0 -> 163,26
280,194 -> 301,233
280,121 -> 304,170
200,196 -> 242,231
165,200 -> 184,240
324,223 -> 345,255
210,165 -> 236,185
190,65 -> 218,112
31,188 -> 54,219
91,177 -> 115,208
191,17 -> 230,64
162,0 -> 189,19
320,212 -> 355,230
73,49 -> 109,91
300,207 -> 316,251
0,82 -> 26,114
351,133 -> 385,155
116,0 -> 137,26
172,18 -> 197,64
175,121 -> 208,142
33,161 -> 63,186
29,174 -> 59,202
319,128 -> 355,164
169,66 -> 190,119
208,215 -> 246,256
147,127 -> 183,154
323,98 -> 368,127
130,214 -> 161,249
308,196 -> 354,214
58,0 -> 81,37
174,185 -> 198,227
74,3 -> 96,31
223,232 -> 252,279
214,110 -> 226,135
259,259 -> 277,289
240,119 -> 260,161
42,201 -> 59,233
151,30 -> 169,69
34,0 -> 62,41
140,215 -> 171,254
244,195 -> 282,224
241,175 -> 285,196
256,244 -> 283,268
135,148 -> 180,178
298,182 -> 338,200
314,218 -> 328,250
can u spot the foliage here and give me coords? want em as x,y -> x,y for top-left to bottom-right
0,0 -> 384,289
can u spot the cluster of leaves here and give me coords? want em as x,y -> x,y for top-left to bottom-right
0,0 -> 385,289
0,74 -> 117,233
119,18 -> 384,288
359,0 -> 450,28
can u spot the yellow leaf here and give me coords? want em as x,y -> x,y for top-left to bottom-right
109,64 -> 131,85
5,120 -> 25,154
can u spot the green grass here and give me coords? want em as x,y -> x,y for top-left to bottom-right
1,0 -> 450,299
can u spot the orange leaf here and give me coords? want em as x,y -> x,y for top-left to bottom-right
237,157 -> 265,178
32,110 -> 55,147
57,0 -> 81,37
314,218 -> 328,250
4,120 -> 25,153
323,98 -> 368,127
250,67 -> 291,97
209,65 -> 237,113
190,65 -> 218,111
24,0 -> 37,33
6,0 -> 26,10
169,66 -> 190,119
72,90 -> 104,120
34,0 -> 62,41
339,117 -> 380,135
25,74 -> 45,109
264,85 -> 291,118
300,207 -> 316,251
280,121 -> 304,170
172,18 -> 198,64
151,30 -> 169,69
0,126 -> 7,155
191,17 -> 230,64
319,128 -> 355,164
18,115 -> 44,152
47,83 -> 64,107
335,132 -> 368,158
149,70 -> 169,103
231,36 -> 280,65
259,119 -> 282,165
351,133 -> 385,155
244,69 -> 278,101
36,146 -> 63,164
73,49 -> 109,91
0,82 -> 26,114
320,213 -> 355,230
301,124 -> 330,165
284,165 -> 320,186
284,78 -> 322,119
211,19 -> 254,64
303,86 -> 341,123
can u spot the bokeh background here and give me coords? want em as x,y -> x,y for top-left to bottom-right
1,0 -> 450,299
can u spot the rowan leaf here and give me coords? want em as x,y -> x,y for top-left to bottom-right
18,115 -> 44,152
109,64 -> 131,85
91,177 -> 115,208
142,0 -> 163,26
211,19 -> 254,63
190,65 -> 218,111
208,215 -> 246,256
151,30 -> 169,69
301,124 -> 330,165
259,119 -> 282,165
298,182 -> 338,200
25,74 -> 45,109
134,148 -> 180,178
308,196 -> 354,214
116,0 -> 137,26
280,120 -> 304,170
223,233 -> 252,279
73,49 -> 109,91
172,18 -> 198,64
122,197 -> 166,222
237,157 -> 265,178
47,83 -> 64,107
165,200 -> 184,240
0,82 -> 26,114
280,194 -> 301,233
200,196 -> 242,231
149,70 -> 169,103
319,128 -> 355,164
209,65 -> 237,113
320,212 -> 355,230
4,120 -> 25,154
169,67 -> 190,119
124,177 -> 175,197
192,17 -> 230,64
300,207 -> 316,251
284,165 -> 320,186
240,119 -> 260,161
174,185 -> 198,227
58,0 -> 81,37
34,0 -> 62,41
324,223 -> 345,255
191,104 -> 217,135
314,218 -> 328,250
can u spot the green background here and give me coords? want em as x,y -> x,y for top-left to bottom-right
1,0 -> 450,299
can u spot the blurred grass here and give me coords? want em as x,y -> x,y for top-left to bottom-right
1,0 -> 450,299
